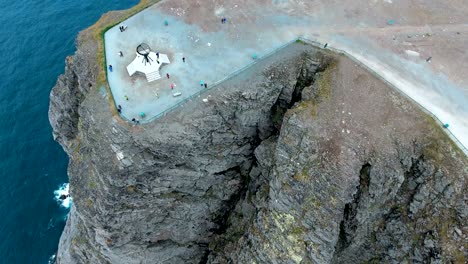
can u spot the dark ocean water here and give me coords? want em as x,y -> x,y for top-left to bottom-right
0,0 -> 138,263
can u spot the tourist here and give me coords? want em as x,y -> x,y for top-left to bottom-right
164,20 -> 169,26
157,60 -> 160,64
200,80 -> 204,87
109,65 -> 113,72
119,51 -> 123,57
156,52 -> 159,59
119,26 -> 122,32
170,83 -> 175,90
204,83 -> 207,89
182,57 -> 185,63
324,43 -> 328,48
124,95 -> 129,101
166,73 -> 170,79
117,105 -> 122,113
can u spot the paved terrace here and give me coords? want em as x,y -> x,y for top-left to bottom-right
105,0 -> 468,149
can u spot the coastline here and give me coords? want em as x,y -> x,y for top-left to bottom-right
49,0 -> 468,262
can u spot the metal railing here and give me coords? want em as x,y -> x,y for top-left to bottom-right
144,38 -> 300,123
105,35 -> 467,155
297,37 -> 468,156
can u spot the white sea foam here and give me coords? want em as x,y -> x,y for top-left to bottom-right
54,183 -> 72,209
48,253 -> 56,264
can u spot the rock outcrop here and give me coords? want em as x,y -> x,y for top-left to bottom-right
50,22 -> 467,264
207,56 -> 468,264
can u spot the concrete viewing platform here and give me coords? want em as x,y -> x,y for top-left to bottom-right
104,0 -> 468,148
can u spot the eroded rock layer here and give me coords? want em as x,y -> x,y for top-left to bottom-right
208,56 -> 468,264
50,33 -> 467,264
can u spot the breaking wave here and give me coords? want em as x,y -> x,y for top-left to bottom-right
54,183 -> 72,209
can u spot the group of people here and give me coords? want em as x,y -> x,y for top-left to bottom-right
165,66 -> 208,90
111,18 -> 217,124
165,56 -> 190,90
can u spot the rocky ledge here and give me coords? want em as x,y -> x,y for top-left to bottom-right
50,17 -> 467,264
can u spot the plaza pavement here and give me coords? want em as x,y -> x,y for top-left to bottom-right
104,0 -> 468,149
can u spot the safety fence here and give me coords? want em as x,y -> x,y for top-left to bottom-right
143,38 -> 300,123
297,37 -> 467,156
106,35 -> 467,155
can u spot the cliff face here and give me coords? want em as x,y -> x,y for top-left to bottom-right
50,29 -> 467,264
207,57 -> 468,264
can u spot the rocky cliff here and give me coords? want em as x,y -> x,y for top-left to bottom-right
50,24 -> 467,264
206,54 -> 468,264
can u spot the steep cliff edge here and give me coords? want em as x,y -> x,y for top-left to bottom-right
207,56 -> 468,264
49,37 -> 329,262
50,25 -> 467,264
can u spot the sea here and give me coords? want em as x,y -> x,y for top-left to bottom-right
0,0 -> 138,263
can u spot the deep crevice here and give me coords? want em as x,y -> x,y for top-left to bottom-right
335,163 -> 372,255
202,52 -> 330,263
288,64 -> 315,108
198,243 -> 210,264
270,54 -> 320,133
210,166 -> 245,235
